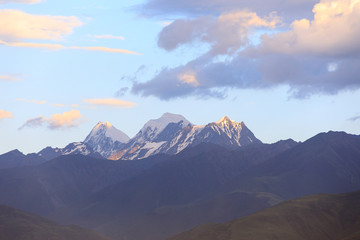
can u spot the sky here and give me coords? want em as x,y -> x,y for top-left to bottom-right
1,0 -> 360,154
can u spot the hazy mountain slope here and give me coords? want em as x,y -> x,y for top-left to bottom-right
0,204 -> 113,240
72,132 -> 360,240
0,154 -> 168,217
233,131 -> 360,199
70,141 -> 297,239
0,149 -> 47,169
169,190 -> 360,240
119,191 -> 283,240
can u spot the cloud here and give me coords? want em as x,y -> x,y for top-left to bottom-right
348,115 -> 360,121
0,74 -> 22,81
19,109 -> 85,130
158,11 -> 280,56
83,98 -> 137,108
48,109 -> 84,129
18,116 -> 45,130
0,0 -> 42,4
70,46 -> 141,55
95,34 -> 125,40
132,0 -> 360,100
139,0 -> 317,22
17,98 -> 47,105
0,110 -> 13,120
51,104 -> 66,107
115,87 -> 129,97
256,0 -> 360,57
0,39 -> 141,55
0,9 -> 82,41
0,10 -> 140,55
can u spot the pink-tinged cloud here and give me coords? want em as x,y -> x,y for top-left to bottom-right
17,98 -> 47,105
0,40 -> 141,55
51,103 -> 66,107
0,10 -> 82,41
95,34 -> 125,40
0,0 -> 42,4
71,46 -> 141,55
257,0 -> 360,56
19,109 -> 85,130
157,10 -> 280,56
139,0 -> 317,23
0,110 -> 13,120
0,74 -> 22,81
48,109 -> 84,129
132,0 -> 360,100
83,98 -> 137,108
1,41 -> 66,50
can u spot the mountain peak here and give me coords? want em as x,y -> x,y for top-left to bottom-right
85,121 -> 130,144
216,116 -> 236,125
95,121 -> 112,129
133,113 -> 191,143
160,112 -> 188,121
141,113 -> 191,133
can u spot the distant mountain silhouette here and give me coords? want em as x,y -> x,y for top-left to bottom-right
0,149 -> 46,169
231,131 -> 360,199
66,140 -> 297,239
0,154 -> 167,217
0,131 -> 359,240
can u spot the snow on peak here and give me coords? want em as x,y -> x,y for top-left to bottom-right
216,116 -> 237,125
104,121 -> 112,128
136,113 -> 191,142
142,113 -> 190,133
85,121 -> 130,144
94,121 -> 112,129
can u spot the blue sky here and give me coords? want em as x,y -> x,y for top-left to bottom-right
1,0 -> 360,154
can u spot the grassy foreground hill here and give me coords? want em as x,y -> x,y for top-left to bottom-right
169,190 -> 360,240
0,204 -> 113,240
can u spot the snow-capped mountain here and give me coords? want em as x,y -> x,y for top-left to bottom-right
84,121 -> 130,158
109,115 -> 261,160
37,142 -> 100,160
133,113 -> 191,143
108,113 -> 191,160
35,113 -> 261,161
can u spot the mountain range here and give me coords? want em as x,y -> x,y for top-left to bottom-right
0,113 -> 359,240
2,113 -> 261,165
